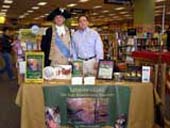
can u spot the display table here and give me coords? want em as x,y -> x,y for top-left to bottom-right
15,80 -> 154,128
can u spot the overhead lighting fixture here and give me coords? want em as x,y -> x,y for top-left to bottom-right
0,13 -> 6,17
19,15 -> 25,19
37,2 -> 47,6
1,9 -> 8,12
102,10 -> 109,13
124,14 -> 131,17
113,16 -> 119,18
71,12 -> 77,15
79,0 -> 89,3
40,15 -> 45,18
0,12 -> 6,15
155,6 -> 163,9
98,15 -> 105,18
155,10 -> 162,13
0,16 -> 6,24
32,6 -> 39,10
34,17 -> 40,20
4,0 -> 13,4
108,13 -> 115,16
115,7 -> 125,11
91,13 -> 98,16
119,11 -> 128,14
155,14 -> 161,16
67,3 -> 77,7
93,5 -> 102,9
27,10 -> 34,13
156,0 -> 165,2
2,5 -> 10,8
23,13 -> 29,16
117,18 -> 123,21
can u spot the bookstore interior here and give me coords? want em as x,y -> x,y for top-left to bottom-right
0,0 -> 170,128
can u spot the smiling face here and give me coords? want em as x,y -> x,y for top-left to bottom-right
54,15 -> 65,26
78,16 -> 89,30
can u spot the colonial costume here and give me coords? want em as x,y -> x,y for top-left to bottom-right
41,8 -> 71,66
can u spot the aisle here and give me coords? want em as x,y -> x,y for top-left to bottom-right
0,79 -> 20,128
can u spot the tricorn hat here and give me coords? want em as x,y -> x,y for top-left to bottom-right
47,8 -> 71,21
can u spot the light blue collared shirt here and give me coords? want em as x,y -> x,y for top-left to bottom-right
71,27 -> 103,61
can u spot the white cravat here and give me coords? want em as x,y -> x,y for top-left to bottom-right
56,25 -> 66,36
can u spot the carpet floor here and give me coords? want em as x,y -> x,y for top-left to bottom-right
0,78 -> 20,128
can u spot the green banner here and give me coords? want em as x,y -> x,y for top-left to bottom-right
43,85 -> 131,128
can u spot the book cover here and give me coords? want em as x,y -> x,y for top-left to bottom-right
72,61 -> 83,77
25,52 -> 44,83
45,106 -> 61,128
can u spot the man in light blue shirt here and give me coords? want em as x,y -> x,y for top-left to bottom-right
72,15 -> 104,75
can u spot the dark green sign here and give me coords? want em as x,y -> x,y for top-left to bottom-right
43,85 -> 131,128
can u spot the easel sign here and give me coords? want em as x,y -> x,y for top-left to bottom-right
25,52 -> 44,83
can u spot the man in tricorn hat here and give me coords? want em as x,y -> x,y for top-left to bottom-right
41,8 -> 71,66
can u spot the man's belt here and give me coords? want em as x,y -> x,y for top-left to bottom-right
78,55 -> 96,61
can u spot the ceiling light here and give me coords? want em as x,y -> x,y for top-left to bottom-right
113,16 -> 119,18
119,11 -> 128,14
117,18 -> 123,20
27,10 -> 34,13
4,0 -> 13,4
124,14 -> 131,17
0,12 -> 6,15
155,6 -> 163,9
37,2 -> 47,6
155,10 -> 162,13
102,10 -> 109,13
0,13 -> 6,17
0,16 -> 6,24
67,3 -> 77,7
1,9 -> 8,12
32,6 -> 39,10
24,13 -> 29,16
91,13 -> 98,16
155,14 -> 160,16
2,5 -> 10,8
34,17 -> 40,20
79,0 -> 89,3
93,5 -> 102,9
40,15 -> 45,18
108,13 -> 115,16
19,15 -> 25,19
71,12 -> 77,15
156,0 -> 165,2
98,15 -> 105,18
115,7 -> 125,11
